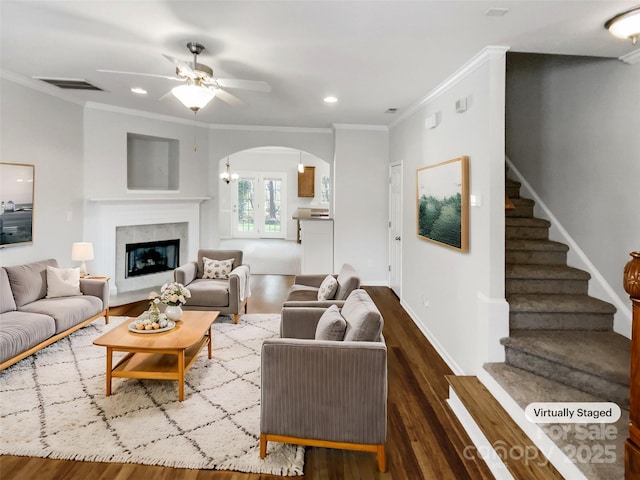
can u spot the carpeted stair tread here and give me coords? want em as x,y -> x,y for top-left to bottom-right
506,239 -> 569,253
506,217 -> 551,228
507,294 -> 616,314
506,264 -> 590,281
501,330 -> 630,385
484,363 -> 628,480
484,362 -> 610,405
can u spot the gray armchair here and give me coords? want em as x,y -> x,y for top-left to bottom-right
173,249 -> 250,324
260,289 -> 387,471
282,263 -> 360,309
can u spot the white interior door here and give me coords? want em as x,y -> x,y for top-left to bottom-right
232,173 -> 286,239
389,163 -> 402,296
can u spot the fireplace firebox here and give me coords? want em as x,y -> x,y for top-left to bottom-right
125,239 -> 179,278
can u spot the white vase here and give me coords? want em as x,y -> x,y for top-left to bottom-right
164,304 -> 183,321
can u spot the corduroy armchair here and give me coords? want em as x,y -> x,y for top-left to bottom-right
260,289 -> 387,471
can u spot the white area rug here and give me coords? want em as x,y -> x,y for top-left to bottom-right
0,314 -> 304,475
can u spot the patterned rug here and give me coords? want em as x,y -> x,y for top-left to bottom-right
0,313 -> 304,475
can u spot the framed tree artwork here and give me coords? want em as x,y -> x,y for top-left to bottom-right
0,162 -> 35,247
416,156 -> 469,252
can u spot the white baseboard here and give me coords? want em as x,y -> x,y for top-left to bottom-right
400,299 -> 464,375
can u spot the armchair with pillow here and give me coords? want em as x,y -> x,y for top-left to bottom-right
282,263 -> 360,309
260,289 -> 387,471
173,249 -> 250,324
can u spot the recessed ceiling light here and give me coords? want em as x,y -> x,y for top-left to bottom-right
131,87 -> 147,95
324,96 -> 338,103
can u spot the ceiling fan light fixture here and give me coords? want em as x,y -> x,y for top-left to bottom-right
172,83 -> 216,112
606,7 -> 640,45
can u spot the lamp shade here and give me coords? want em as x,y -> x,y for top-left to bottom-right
171,84 -> 216,111
72,242 -> 93,276
606,7 -> 640,43
71,242 -> 94,261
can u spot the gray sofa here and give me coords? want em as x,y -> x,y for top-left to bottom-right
0,259 -> 110,370
260,289 -> 388,471
282,263 -> 360,309
173,249 -> 250,324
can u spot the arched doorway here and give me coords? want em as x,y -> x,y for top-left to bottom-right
218,147 -> 330,240
217,146 -> 330,274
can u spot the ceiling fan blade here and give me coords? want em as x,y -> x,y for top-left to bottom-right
97,69 -> 182,81
162,54 -> 196,77
216,78 -> 271,92
215,88 -> 247,107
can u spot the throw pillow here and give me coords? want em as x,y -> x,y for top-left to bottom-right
317,275 -> 338,301
315,304 -> 347,341
46,266 -> 82,298
202,257 -> 234,279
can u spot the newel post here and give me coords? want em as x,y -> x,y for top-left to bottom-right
623,251 -> 640,479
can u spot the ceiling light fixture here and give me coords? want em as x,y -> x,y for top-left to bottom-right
606,7 -> 640,45
324,96 -> 338,103
130,87 -> 147,95
220,157 -> 239,184
172,79 -> 217,112
298,152 -> 305,173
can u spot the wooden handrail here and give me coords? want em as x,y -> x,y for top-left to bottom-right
623,251 -> 640,479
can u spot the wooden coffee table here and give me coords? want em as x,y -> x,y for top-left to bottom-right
93,310 -> 219,402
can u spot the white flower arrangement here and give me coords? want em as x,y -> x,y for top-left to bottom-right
151,282 -> 191,306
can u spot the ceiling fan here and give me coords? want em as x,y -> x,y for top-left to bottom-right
98,42 -> 271,111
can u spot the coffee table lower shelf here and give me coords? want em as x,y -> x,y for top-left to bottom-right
108,335 -> 210,402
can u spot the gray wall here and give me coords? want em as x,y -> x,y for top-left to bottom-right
506,53 -> 640,325
0,78 -> 85,268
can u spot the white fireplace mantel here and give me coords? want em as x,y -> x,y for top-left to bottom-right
84,197 -> 210,295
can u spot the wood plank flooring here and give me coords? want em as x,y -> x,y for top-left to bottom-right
0,275 -> 493,480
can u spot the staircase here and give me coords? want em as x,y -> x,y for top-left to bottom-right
500,178 -> 630,409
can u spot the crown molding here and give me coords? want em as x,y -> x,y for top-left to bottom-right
620,47 -> 640,64
389,45 -> 510,128
209,124 -> 333,134
332,123 -> 389,131
84,102 -> 210,127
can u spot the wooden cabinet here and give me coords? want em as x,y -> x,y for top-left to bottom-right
297,166 -> 315,197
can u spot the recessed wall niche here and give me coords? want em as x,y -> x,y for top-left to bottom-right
127,133 -> 179,190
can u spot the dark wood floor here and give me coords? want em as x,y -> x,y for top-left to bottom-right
1,275 -> 493,480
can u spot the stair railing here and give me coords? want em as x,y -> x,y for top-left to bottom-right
623,251 -> 640,479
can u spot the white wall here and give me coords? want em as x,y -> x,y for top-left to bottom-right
0,78 -> 85,268
217,147 -> 330,240
83,105 -> 213,247
389,48 -> 509,374
506,53 -> 639,336
333,126 -> 390,284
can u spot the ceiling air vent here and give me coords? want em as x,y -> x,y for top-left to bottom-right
33,77 -> 104,91
385,108 -> 398,114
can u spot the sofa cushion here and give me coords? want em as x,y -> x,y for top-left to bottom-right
0,311 -> 56,364
46,266 -> 82,298
341,289 -> 383,342
183,278 -> 230,307
19,296 -> 104,334
202,257 -> 234,279
315,305 -> 347,341
196,249 -> 243,278
317,275 -> 338,301
334,264 -> 361,300
0,268 -> 17,314
4,259 -> 58,308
